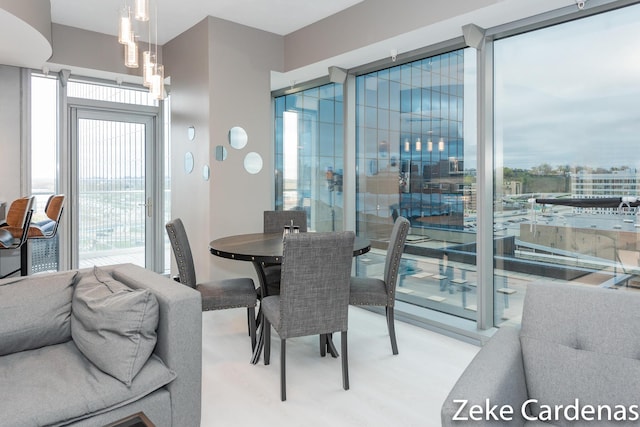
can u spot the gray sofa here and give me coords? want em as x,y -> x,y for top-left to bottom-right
0,263 -> 202,427
442,282 -> 640,427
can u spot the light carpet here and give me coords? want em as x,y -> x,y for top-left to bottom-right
201,306 -> 478,427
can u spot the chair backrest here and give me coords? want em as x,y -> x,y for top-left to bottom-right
45,194 -> 65,223
278,231 -> 354,339
5,196 -> 34,229
165,218 -> 198,288
383,216 -> 410,304
520,282 -> 640,421
263,210 -> 307,233
29,194 -> 65,239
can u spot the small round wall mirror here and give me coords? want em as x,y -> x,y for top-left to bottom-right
229,126 -> 248,150
187,126 -> 196,141
244,152 -> 263,174
215,145 -> 227,161
184,152 -> 194,174
203,165 -> 210,181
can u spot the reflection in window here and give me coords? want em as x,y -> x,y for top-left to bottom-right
274,83 -> 344,231
355,49 -> 478,321
494,3 -> 640,326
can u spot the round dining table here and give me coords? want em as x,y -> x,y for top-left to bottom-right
209,232 -> 371,364
209,232 -> 371,264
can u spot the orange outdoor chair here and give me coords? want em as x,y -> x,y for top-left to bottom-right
28,194 -> 65,240
27,195 -> 65,274
0,196 -> 35,278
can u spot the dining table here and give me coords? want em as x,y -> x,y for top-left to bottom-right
209,231 -> 371,364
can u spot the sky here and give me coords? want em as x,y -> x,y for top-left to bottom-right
493,3 -> 640,171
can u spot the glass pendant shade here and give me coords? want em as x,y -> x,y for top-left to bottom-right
135,0 -> 150,21
125,35 -> 139,68
427,139 -> 433,152
438,138 -> 445,152
404,139 -> 410,152
118,7 -> 132,44
415,138 -> 422,151
150,64 -> 165,99
142,51 -> 155,87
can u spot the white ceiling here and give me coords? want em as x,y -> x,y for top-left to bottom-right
41,0 -> 582,90
50,0 -> 365,44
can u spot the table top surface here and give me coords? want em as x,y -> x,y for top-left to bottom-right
209,232 -> 371,263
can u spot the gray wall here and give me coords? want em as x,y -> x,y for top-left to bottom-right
0,66 -> 24,203
49,24 -> 162,81
283,0 -> 499,71
163,17 -> 283,280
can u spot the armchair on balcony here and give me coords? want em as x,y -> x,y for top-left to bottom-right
0,196 -> 35,278
442,282 -> 640,426
29,194 -> 65,274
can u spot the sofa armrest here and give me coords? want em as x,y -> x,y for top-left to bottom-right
441,326 -> 528,426
107,264 -> 202,427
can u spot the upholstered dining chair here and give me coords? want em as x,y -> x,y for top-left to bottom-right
261,210 -> 308,296
166,218 -> 258,350
262,231 -> 355,401
349,216 -> 409,355
263,209 -> 307,234
0,196 -> 35,279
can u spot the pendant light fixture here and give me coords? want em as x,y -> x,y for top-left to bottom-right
117,0 -> 165,99
142,51 -> 155,87
124,33 -> 139,68
135,0 -> 150,21
118,6 -> 132,44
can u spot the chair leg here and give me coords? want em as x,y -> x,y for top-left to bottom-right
264,318 -> 271,365
247,307 -> 257,351
319,334 -> 327,357
341,331 -> 349,391
387,306 -> 399,355
20,243 -> 29,276
280,339 -> 287,401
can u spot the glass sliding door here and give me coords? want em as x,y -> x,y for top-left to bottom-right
70,107 -> 161,270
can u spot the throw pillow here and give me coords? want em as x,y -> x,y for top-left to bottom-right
71,266 -> 159,386
0,270 -> 78,356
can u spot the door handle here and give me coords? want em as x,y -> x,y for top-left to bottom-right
138,197 -> 152,218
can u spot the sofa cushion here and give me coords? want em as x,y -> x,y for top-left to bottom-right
520,283 -> 640,426
0,340 -> 176,427
0,270 -> 77,356
71,266 -> 160,386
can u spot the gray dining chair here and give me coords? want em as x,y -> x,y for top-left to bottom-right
261,210 -> 308,296
349,216 -> 409,355
166,218 -> 257,350
261,231 -> 355,401
263,209 -> 307,234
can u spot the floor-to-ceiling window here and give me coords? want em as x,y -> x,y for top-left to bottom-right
30,74 -> 60,273
354,50 -> 478,320
493,3 -> 640,326
274,83 -> 344,231
274,2 -> 640,333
